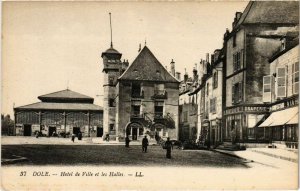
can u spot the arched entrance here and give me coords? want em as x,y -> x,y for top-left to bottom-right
152,123 -> 167,138
126,122 -> 144,140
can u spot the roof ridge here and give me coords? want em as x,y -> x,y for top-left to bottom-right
38,89 -> 94,99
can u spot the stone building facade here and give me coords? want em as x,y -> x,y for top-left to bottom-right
179,69 -> 198,142
115,46 -> 180,142
14,89 -> 103,137
223,1 -> 299,143
259,39 -> 299,149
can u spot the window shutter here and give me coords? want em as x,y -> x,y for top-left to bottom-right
239,82 -> 243,102
214,71 -> 218,88
233,53 -> 236,71
263,75 -> 271,102
293,62 -> 299,94
232,85 -> 235,104
237,52 -> 240,70
276,67 -> 286,98
241,49 -> 244,68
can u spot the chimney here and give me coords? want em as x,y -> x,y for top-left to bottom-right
203,57 -> 207,75
184,68 -> 188,82
211,54 -> 215,65
232,12 -> 242,29
176,72 -> 181,81
224,28 -> 230,40
170,59 -> 175,77
206,53 -> 209,63
193,63 -> 198,81
236,12 -> 242,21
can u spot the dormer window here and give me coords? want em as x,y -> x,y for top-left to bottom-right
281,38 -> 286,51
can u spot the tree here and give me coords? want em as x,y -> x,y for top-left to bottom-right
1,114 -> 14,135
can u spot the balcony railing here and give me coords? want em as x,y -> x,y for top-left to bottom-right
130,113 -> 144,119
154,112 -> 164,119
151,90 -> 167,99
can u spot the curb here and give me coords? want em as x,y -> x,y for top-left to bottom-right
2,156 -> 28,165
250,150 -> 298,163
211,149 -> 245,160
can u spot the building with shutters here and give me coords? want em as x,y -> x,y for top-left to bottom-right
223,1 -> 299,143
258,38 -> 299,149
14,89 -> 103,137
178,68 -> 198,142
115,46 -> 180,142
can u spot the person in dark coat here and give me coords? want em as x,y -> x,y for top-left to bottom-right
164,137 -> 173,159
125,136 -> 130,147
142,136 -> 149,153
78,132 -> 82,140
71,134 -> 76,142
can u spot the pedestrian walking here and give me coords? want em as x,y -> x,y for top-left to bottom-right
164,137 -> 173,159
78,131 -> 82,140
125,136 -> 130,147
105,134 -> 110,142
142,135 -> 149,153
71,133 -> 76,142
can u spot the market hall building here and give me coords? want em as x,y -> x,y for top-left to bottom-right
14,89 -> 103,137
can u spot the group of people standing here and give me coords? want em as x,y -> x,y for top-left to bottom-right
125,135 -> 173,159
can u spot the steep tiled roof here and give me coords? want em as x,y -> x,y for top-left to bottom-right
235,1 -> 299,29
118,46 -> 179,83
38,89 -> 94,102
15,102 -> 103,111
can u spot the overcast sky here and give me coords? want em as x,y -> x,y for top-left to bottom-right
2,1 -> 248,117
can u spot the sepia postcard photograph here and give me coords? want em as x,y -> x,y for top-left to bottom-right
1,1 -> 299,190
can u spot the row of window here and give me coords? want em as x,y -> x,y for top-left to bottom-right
131,101 -> 164,117
263,62 -> 299,102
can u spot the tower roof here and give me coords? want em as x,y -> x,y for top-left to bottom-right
118,46 -> 179,83
101,47 -> 122,58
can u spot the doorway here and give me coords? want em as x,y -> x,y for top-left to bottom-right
97,127 -> 103,137
24,124 -> 32,136
132,128 -> 138,140
73,127 -> 81,136
49,126 -> 57,137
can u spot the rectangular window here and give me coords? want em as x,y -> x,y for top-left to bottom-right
233,51 -> 243,72
132,82 -> 142,97
109,98 -> 115,107
233,34 -> 236,47
109,77 -> 114,85
132,105 -> 140,115
210,98 -> 216,113
213,71 -> 218,89
207,83 -> 209,96
109,124 -> 115,131
292,62 -> 299,94
183,111 -> 188,122
232,82 -> 243,104
276,67 -> 286,98
154,101 -> 164,118
154,84 -> 165,95
263,75 -> 271,102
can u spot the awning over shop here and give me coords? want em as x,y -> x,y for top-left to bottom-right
286,112 -> 299,125
259,106 -> 298,127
